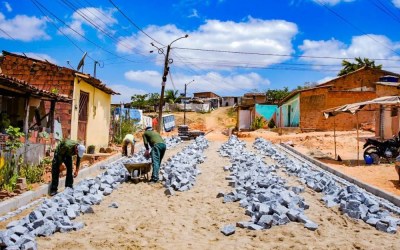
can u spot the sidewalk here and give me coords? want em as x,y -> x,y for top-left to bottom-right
0,153 -> 123,216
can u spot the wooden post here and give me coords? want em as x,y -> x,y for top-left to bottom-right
334,116 -> 337,160
49,100 -> 55,133
23,96 -> 30,165
356,113 -> 359,166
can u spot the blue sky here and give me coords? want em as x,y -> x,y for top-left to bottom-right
2,0 -> 400,103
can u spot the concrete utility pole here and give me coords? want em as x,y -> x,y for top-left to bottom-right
151,35 -> 189,133
184,79 -> 195,125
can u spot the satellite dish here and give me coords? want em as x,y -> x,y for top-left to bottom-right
76,52 -> 87,72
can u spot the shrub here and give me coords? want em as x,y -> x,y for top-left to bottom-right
20,163 -> 45,185
251,116 -> 265,130
268,119 -> 276,129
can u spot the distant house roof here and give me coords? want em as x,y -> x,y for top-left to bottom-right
193,92 -> 220,98
375,82 -> 400,87
1,51 -> 120,95
0,74 -> 71,102
278,85 -> 333,106
244,92 -> 266,97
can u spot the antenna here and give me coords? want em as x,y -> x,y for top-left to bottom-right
76,52 -> 87,72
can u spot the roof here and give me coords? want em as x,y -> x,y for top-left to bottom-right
0,74 -> 71,102
278,85 -> 333,106
2,51 -> 120,95
375,82 -> 400,87
193,91 -> 220,97
318,66 -> 400,87
244,92 -> 266,97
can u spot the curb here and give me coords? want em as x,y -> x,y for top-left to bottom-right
280,143 -> 400,208
0,153 -> 123,217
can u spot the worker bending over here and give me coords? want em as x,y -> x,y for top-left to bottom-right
142,126 -> 166,184
50,139 -> 85,196
122,133 -> 136,156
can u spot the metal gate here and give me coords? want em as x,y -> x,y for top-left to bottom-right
78,91 -> 89,143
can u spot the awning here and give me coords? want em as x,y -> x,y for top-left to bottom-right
322,96 -> 400,118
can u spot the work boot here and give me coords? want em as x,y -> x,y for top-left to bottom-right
49,190 -> 58,196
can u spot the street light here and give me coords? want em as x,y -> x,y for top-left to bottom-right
183,79 -> 195,125
151,34 -> 189,133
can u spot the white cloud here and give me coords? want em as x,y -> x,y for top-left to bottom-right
23,52 -> 58,64
117,17 -> 298,70
312,0 -> 355,5
393,0 -> 400,8
109,84 -> 147,103
123,69 -> 270,95
0,13 -> 49,41
299,34 -> 400,71
188,9 -> 199,18
3,2 -> 11,12
60,7 -> 117,39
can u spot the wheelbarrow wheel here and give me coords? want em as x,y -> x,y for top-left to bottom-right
132,169 -> 140,184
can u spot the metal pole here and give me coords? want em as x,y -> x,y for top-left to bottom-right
184,83 -> 187,125
157,45 -> 171,133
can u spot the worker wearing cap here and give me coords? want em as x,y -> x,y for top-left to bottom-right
122,133 -> 136,156
50,139 -> 85,196
142,126 -> 166,184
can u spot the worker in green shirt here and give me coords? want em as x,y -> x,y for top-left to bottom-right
50,139 -> 86,196
122,133 -> 136,156
143,126 -> 166,184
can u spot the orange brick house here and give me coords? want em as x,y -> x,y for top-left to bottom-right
277,67 -> 400,131
0,51 -> 119,149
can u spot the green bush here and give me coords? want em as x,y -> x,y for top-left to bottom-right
251,116 -> 265,130
20,163 -> 45,184
0,159 -> 16,191
268,119 -> 276,129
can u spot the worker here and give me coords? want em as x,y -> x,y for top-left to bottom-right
142,126 -> 166,184
122,133 -> 136,156
50,139 -> 85,196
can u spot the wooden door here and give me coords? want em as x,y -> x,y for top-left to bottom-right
78,91 -> 89,143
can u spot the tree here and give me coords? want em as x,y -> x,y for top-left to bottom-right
295,81 -> 318,91
131,94 -> 148,109
164,89 -> 180,104
338,57 -> 382,76
265,87 -> 290,103
147,93 -> 160,111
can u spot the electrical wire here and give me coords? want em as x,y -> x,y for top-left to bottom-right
108,0 -> 165,47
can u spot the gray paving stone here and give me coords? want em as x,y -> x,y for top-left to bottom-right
220,225 -> 235,236
304,220 -> 318,231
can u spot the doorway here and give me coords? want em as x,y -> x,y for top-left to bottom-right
78,91 -> 89,143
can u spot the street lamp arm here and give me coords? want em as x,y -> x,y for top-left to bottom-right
170,34 -> 189,46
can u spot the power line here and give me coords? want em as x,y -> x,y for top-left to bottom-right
314,0 -> 400,57
368,0 -> 400,24
108,0 -> 164,47
174,47 -> 400,62
30,0 -> 147,66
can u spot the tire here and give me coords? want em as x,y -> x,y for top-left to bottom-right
364,147 -> 380,164
132,170 -> 140,184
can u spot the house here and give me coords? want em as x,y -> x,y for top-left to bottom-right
236,92 -> 276,130
220,96 -> 240,107
276,67 -> 400,131
373,75 -> 400,138
193,92 -> 220,109
0,74 -> 71,163
0,51 -> 119,150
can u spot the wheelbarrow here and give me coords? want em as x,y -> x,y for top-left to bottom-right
123,162 -> 152,184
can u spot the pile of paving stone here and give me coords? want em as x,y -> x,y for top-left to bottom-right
217,136 -> 318,233
161,136 -> 209,195
0,156 -> 134,249
164,136 -> 182,149
253,137 -> 400,234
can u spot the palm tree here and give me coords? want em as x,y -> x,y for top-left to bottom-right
164,89 -> 180,104
338,57 -> 382,76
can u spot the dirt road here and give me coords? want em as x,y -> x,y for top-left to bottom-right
36,135 -> 400,249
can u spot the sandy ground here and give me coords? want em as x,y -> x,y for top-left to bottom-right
35,136 -> 400,249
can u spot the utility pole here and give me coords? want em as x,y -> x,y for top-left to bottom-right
151,34 -> 189,133
157,45 -> 171,133
183,79 -> 194,125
